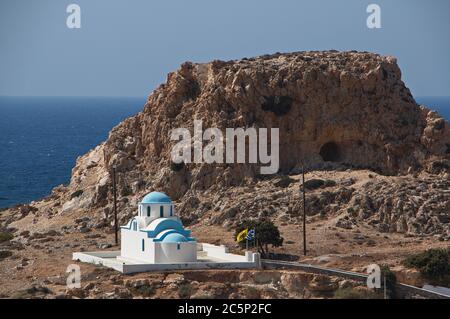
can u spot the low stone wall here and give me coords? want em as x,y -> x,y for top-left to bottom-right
201,243 -> 260,264
72,244 -> 261,274
73,251 -> 124,272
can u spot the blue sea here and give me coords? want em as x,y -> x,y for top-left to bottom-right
416,96 -> 450,121
0,96 -> 449,209
0,96 -> 145,209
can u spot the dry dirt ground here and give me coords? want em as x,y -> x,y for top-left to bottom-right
0,170 -> 448,298
0,215 -> 446,298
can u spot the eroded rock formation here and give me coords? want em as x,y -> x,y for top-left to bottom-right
3,51 -> 450,238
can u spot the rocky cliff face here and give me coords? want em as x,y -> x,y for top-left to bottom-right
106,50 -> 448,175
3,51 -> 450,238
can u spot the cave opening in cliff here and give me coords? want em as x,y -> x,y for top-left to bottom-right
319,142 -> 342,162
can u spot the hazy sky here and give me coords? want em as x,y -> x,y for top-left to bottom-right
0,0 -> 449,97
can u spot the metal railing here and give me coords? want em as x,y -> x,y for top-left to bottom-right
261,259 -> 449,299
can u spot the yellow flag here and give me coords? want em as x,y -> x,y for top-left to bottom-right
236,228 -> 248,242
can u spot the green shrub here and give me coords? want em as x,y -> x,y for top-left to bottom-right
70,190 -> 83,199
178,283 -> 192,298
0,250 -> 13,259
0,232 -> 13,243
121,185 -> 132,197
170,161 -> 185,172
135,285 -> 155,297
403,247 -> 450,285
380,265 -> 397,299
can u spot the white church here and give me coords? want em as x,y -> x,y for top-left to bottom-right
119,191 -> 197,264
73,191 -> 260,273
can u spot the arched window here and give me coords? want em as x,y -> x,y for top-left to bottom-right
147,206 -> 150,217
141,239 -> 145,251
160,206 -> 164,218
170,206 -> 173,216
177,243 -> 181,250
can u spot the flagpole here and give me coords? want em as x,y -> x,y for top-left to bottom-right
112,166 -> 118,246
301,164 -> 307,256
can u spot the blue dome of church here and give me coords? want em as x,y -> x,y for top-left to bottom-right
141,192 -> 172,204
161,232 -> 188,243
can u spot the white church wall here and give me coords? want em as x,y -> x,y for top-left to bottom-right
202,243 -> 247,262
139,203 -> 173,219
155,242 -> 197,263
73,244 -> 261,274
120,229 -> 154,263
120,228 -> 197,264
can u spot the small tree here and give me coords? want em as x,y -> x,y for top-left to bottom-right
234,219 -> 283,258
403,247 -> 450,286
380,265 -> 397,299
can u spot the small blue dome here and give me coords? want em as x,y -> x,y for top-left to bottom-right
162,232 -> 187,243
141,192 -> 172,204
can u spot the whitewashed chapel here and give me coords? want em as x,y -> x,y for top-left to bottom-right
73,191 -> 261,273
120,192 -> 197,263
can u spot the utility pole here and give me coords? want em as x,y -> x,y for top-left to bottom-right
301,164 -> 307,256
112,166 -> 118,246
